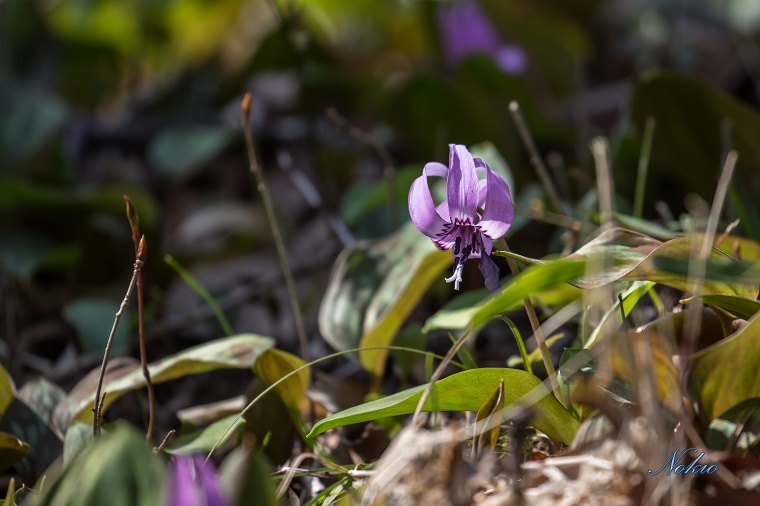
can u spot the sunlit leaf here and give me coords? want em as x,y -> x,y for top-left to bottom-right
0,363 -> 16,418
53,334 -> 274,430
690,311 -> 760,422
423,259 -> 587,332
253,349 -> 309,411
500,228 -> 758,297
308,368 -> 579,444
0,433 -> 30,474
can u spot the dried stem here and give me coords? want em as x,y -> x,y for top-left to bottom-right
241,93 -> 310,362
683,151 -> 738,352
326,107 -> 398,229
509,101 -> 569,216
124,196 -> 156,440
499,239 -> 563,404
93,255 -> 143,437
591,137 -> 614,230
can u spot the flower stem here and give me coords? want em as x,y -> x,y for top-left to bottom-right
93,250 -> 143,437
497,239 -> 564,405
241,93 -> 310,363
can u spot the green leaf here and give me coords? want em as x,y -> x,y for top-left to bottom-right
31,425 -> 165,506
307,368 -> 579,444
53,334 -> 274,431
499,228 -> 758,298
423,259 -> 587,332
165,414 -> 245,455
62,298 -> 131,356
318,222 -> 451,377
0,433 -> 30,474
147,125 -> 235,179
682,294 -> 760,320
690,311 -> 760,422
253,349 -> 309,411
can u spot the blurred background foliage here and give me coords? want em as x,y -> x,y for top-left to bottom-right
4,0 -> 760,458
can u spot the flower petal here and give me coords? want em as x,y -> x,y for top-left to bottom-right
167,456 -> 201,506
194,456 -> 230,506
409,164 -> 452,239
479,254 -> 501,292
447,144 -> 479,223
477,162 -> 514,239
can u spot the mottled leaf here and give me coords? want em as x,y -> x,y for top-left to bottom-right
18,378 -> 66,433
319,221 -> 451,378
0,398 -> 62,482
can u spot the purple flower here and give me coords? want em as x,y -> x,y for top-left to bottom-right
166,455 -> 229,506
437,0 -> 527,75
408,144 -> 514,291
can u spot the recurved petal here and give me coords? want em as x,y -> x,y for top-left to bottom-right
477,162 -> 514,239
479,254 -> 501,292
409,168 -> 451,239
447,144 -> 479,223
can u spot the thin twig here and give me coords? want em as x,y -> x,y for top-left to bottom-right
633,118 -> 656,218
242,93 -> 310,362
153,429 -> 176,454
508,101 -> 569,216
93,248 -> 144,437
125,196 -> 156,441
326,107 -> 398,229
